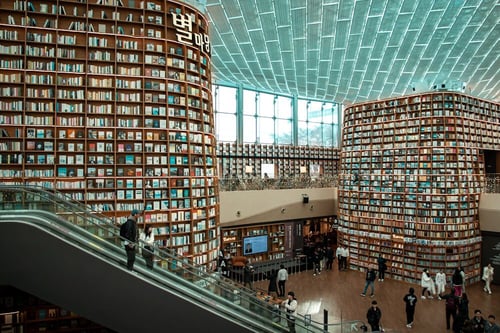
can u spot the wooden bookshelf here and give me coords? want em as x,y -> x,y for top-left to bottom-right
0,0 -> 218,268
216,143 -> 340,179
338,92 -> 499,284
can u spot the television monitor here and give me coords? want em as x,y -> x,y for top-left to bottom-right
243,235 -> 268,255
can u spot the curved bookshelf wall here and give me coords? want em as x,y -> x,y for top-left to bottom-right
338,92 -> 500,284
0,0 -> 219,268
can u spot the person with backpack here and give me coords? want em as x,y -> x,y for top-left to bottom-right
121,209 -> 140,271
441,288 -> 459,330
361,268 -> 377,297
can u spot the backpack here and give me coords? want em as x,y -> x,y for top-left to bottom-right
120,219 -> 130,238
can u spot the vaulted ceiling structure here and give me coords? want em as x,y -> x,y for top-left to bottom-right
205,0 -> 499,104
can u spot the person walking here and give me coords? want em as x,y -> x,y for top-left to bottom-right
482,263 -> 494,295
281,291 -> 298,333
366,300 -> 382,332
277,264 -> 289,297
421,268 -> 435,299
139,224 -> 155,269
485,315 -> 500,333
435,269 -> 447,300
121,209 -> 140,271
441,288 -> 459,330
377,255 -> 387,281
361,268 -> 377,297
403,287 -> 418,328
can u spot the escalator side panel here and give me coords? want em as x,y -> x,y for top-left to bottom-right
0,221 -> 253,333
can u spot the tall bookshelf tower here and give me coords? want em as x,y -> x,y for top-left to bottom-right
0,0 -> 219,268
338,92 -> 500,284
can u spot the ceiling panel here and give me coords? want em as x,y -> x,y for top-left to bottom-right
205,0 -> 500,103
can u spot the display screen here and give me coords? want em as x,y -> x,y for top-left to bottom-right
243,235 -> 268,255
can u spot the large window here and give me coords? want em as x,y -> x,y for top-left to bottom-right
213,83 -> 340,147
213,85 -> 237,142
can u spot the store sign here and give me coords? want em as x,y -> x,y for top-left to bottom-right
171,12 -> 211,54
223,236 -> 237,242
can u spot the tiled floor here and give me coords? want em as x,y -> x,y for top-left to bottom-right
254,266 -> 499,332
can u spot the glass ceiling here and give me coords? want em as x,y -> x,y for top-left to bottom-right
205,0 -> 499,104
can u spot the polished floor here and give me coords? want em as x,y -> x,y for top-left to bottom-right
254,265 -> 499,333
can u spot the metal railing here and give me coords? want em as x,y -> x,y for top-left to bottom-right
219,175 -> 340,191
484,173 -> 500,193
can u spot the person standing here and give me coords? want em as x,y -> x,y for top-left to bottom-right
325,245 -> 334,270
452,267 -> 464,297
266,269 -> 278,298
341,245 -> 349,270
403,287 -> 417,328
313,248 -> 321,276
377,255 -> 387,281
421,268 -> 435,299
366,300 -> 382,332
460,267 -> 467,292
485,315 -> 500,333
435,269 -> 447,300
361,268 -> 377,297
277,264 -> 289,297
122,209 -> 140,271
471,309 -> 486,333
454,293 -> 470,333
281,291 -> 298,333
482,263 -> 494,295
243,261 -> 255,290
442,288 -> 459,330
336,245 -> 343,270
139,224 -> 155,269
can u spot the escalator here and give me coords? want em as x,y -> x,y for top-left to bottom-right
0,186 -> 327,333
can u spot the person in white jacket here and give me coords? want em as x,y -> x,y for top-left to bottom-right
435,269 -> 447,300
140,224 -> 155,269
421,268 -> 435,299
482,263 -> 494,294
282,291 -> 298,333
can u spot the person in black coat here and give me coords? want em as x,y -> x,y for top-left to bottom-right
266,269 -> 278,297
123,209 -> 140,270
366,300 -> 382,332
454,293 -> 470,333
377,255 -> 388,281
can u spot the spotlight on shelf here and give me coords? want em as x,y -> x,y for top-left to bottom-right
302,194 -> 309,204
